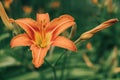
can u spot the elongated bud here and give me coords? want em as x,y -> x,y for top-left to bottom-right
75,18 -> 118,44
112,46 -> 118,62
0,2 -> 13,30
105,0 -> 113,13
86,42 -> 93,51
105,46 -> 118,72
107,0 -> 113,13
82,53 -> 94,68
114,67 -> 120,73
79,32 -> 94,40
23,6 -> 32,14
69,23 -> 77,39
87,18 -> 118,34
49,1 -> 60,9
3,0 -> 13,9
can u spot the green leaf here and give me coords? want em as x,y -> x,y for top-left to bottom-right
8,72 -> 40,80
0,56 -> 20,68
0,33 -> 10,42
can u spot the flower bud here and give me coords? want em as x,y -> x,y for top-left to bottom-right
86,42 -> 93,51
79,32 -> 94,40
75,18 -> 118,44
0,2 -> 13,30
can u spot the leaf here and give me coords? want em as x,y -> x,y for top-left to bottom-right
0,33 -> 10,42
8,72 -> 40,80
0,56 -> 20,68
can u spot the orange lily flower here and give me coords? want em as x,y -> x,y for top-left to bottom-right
10,13 -> 77,68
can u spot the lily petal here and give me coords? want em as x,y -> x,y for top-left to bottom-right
46,15 -> 74,33
10,33 -> 33,48
52,36 -> 77,52
60,14 -> 74,20
52,21 -> 75,39
15,18 -> 37,39
30,45 -> 50,68
36,13 -> 50,26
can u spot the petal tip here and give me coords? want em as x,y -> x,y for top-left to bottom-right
10,45 -> 14,48
10,41 -> 14,48
73,46 -> 77,52
32,60 -> 44,68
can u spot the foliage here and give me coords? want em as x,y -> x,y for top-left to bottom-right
0,0 -> 120,80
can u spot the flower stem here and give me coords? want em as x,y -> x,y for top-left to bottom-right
74,38 -> 81,44
52,66 -> 57,80
54,50 -> 67,66
44,59 -> 57,80
60,53 -> 67,80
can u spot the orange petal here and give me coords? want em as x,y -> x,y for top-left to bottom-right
46,15 -> 74,32
16,18 -> 38,30
10,33 -> 33,48
30,45 -> 50,68
36,13 -> 50,25
59,14 -> 74,21
15,18 -> 37,39
45,18 -> 59,31
52,36 -> 77,52
52,21 -> 75,39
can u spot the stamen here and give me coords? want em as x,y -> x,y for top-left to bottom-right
35,31 -> 51,48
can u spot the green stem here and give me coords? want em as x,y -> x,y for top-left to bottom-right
52,66 -> 57,80
61,53 -> 67,80
74,38 -> 81,44
44,59 -> 57,80
54,50 -> 67,66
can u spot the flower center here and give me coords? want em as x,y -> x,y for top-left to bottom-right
35,31 -> 51,48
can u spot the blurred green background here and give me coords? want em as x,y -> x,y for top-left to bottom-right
0,0 -> 120,80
